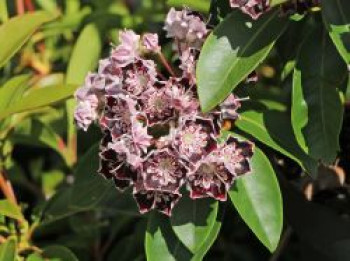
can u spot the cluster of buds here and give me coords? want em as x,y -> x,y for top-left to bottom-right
74,8 -> 254,216
230,0 -> 271,19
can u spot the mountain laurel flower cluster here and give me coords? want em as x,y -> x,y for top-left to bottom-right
230,0 -> 270,19
74,8 -> 254,216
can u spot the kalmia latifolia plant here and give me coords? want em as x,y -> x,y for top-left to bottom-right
74,8 -> 254,216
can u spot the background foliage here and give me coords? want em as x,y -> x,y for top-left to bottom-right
0,0 -> 349,260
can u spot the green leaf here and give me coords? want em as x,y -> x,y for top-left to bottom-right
229,137 -> 283,252
292,26 -> 348,164
0,84 -> 78,120
27,253 -> 44,261
65,23 -> 102,166
43,245 -> 78,261
66,23 -> 102,85
0,0 -> 8,23
170,196 -> 218,253
41,187 -> 81,224
0,199 -> 24,221
191,206 -> 224,261
0,238 -> 16,261
0,11 -> 56,69
167,0 -> 210,12
146,212 -> 193,261
70,144 -> 112,210
322,0 -> 350,64
236,104 -> 318,175
0,75 -> 31,112
12,119 -> 67,163
197,10 -> 288,112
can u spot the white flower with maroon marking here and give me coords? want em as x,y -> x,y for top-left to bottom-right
142,149 -> 186,192
100,95 -> 138,139
124,60 -> 158,96
187,136 -> 253,201
141,86 -> 175,126
173,117 -> 217,163
230,0 -> 270,19
111,30 -> 141,67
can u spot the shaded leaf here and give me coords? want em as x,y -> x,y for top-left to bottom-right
197,10 -> 288,112
292,26 -> 348,164
229,137 -> 283,252
236,103 -> 318,175
146,212 -> 193,261
70,144 -> 112,210
0,11 -> 56,68
322,0 -> 350,64
170,196 -> 218,253
43,245 -> 78,261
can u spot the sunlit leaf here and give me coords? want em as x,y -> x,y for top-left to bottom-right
197,10 -> 288,112
0,84 -> 78,120
229,134 -> 283,252
0,199 -> 24,221
0,11 -> 56,68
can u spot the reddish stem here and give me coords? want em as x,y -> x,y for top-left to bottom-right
157,52 -> 176,77
0,171 -> 17,205
16,0 -> 25,15
24,0 -> 35,12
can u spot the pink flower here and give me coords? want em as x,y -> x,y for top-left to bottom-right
141,86 -> 176,126
98,143 -> 139,191
133,188 -> 181,216
219,94 -> 241,121
141,149 -> 186,192
173,117 -> 217,163
100,95 -> 138,139
142,33 -> 160,52
111,30 -> 140,67
164,8 -> 208,50
123,60 -> 158,96
230,0 -> 270,19
187,136 -> 253,201
74,15 -> 256,216
74,100 -> 98,131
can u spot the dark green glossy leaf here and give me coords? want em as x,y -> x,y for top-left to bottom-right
322,0 -> 350,64
0,84 -> 78,120
191,206 -> 224,261
41,187 -> 81,225
170,196 -> 218,253
43,245 -> 78,261
0,238 -> 16,261
146,212 -> 193,261
236,104 -> 318,175
197,10 -> 288,112
70,144 -> 112,210
0,75 -> 31,111
292,26 -> 348,164
0,199 -> 24,221
229,137 -> 283,252
0,11 -> 56,68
